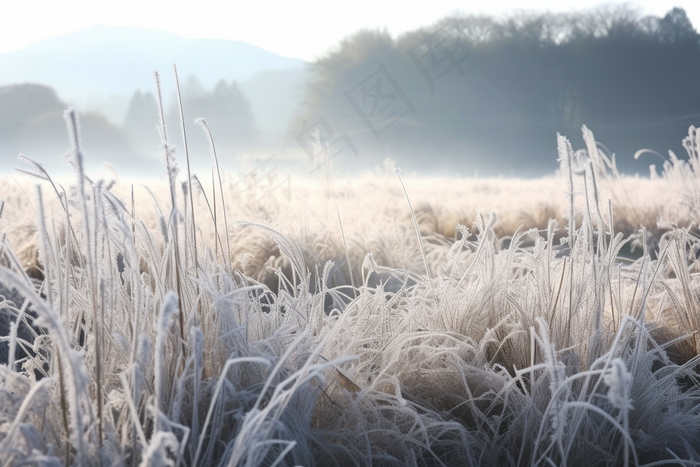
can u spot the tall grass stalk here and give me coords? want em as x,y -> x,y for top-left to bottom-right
64,108 -> 104,446
173,64 -> 200,290
395,168 -> 440,314
195,117 -> 232,275
153,70 -> 187,361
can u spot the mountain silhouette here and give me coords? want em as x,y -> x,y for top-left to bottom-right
0,25 -> 306,100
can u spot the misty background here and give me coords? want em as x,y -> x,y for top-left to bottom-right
1,4 -> 699,178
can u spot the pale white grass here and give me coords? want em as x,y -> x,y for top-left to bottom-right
2,163 -> 696,291
1,88 -> 700,465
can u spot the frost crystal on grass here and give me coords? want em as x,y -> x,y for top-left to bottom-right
604,358 -> 633,411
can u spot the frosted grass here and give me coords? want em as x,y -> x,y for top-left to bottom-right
0,100 -> 699,464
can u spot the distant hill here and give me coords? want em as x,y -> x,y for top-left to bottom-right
0,25 -> 306,102
0,25 -> 310,175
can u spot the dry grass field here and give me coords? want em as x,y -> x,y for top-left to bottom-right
1,106 -> 700,465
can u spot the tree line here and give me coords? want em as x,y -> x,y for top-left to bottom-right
0,77 -> 256,175
293,5 -> 700,175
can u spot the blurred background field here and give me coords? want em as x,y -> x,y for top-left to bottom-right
1,4 -> 700,178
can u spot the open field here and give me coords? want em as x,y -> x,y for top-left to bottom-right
1,114 -> 700,465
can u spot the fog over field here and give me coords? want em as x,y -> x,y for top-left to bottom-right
2,4 -> 700,177
2,2 -> 700,466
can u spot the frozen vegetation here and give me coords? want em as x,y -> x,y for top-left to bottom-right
1,79 -> 700,465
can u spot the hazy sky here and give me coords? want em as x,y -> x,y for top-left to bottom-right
1,0 -> 698,61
